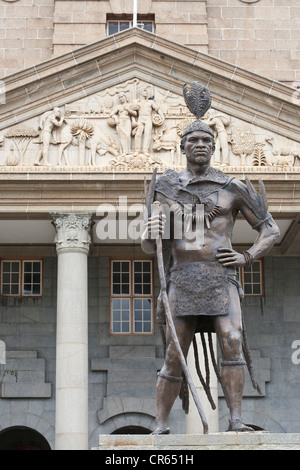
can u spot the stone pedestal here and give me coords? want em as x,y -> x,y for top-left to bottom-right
95,433 -> 300,451
52,212 -> 93,451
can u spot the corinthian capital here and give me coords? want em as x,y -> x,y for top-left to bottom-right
51,212 -> 94,254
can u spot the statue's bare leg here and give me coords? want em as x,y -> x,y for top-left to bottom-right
153,305 -> 197,434
214,282 -> 254,432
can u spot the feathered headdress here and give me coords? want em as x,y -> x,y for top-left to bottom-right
182,82 -> 214,138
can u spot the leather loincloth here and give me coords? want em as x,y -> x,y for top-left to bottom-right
160,261 -> 234,333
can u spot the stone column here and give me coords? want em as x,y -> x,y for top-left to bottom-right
51,212 -> 93,450
186,333 -> 219,434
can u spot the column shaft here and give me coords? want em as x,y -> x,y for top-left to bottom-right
52,213 -> 93,450
186,333 -> 219,434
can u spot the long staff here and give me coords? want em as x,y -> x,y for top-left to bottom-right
151,200 -> 209,434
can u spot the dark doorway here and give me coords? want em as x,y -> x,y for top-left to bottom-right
112,426 -> 151,434
0,426 -> 51,450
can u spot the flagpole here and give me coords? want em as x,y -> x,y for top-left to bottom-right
133,0 -> 137,27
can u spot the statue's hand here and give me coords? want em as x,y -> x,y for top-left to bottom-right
146,214 -> 166,240
216,247 -> 246,267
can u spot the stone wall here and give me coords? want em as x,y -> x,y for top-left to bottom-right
1,0 -> 300,87
219,256 -> 300,433
52,0 -> 209,56
0,253 -> 300,448
0,0 -> 55,76
206,0 -> 300,87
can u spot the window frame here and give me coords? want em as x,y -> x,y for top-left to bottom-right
238,258 -> 264,297
107,14 -> 155,36
110,258 -> 154,335
1,259 -> 43,298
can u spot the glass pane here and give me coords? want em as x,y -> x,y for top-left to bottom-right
122,273 -> 129,284
244,284 -> 252,295
113,321 -> 121,333
142,284 -> 151,295
122,309 -> 130,321
24,284 -> 32,295
113,310 -> 120,321
135,284 -> 142,294
108,22 -> 119,35
23,261 -> 32,272
122,322 -> 130,333
253,284 -> 261,295
33,262 -> 41,272
2,262 -> 11,273
120,21 -> 130,31
113,285 -> 120,295
253,261 -> 261,271
33,273 -> 40,283
2,285 -> 10,295
11,284 -> 19,295
134,298 -> 142,309
12,262 -> 20,272
143,22 -> 153,32
135,322 -> 143,333
121,262 -> 130,273
113,261 -> 120,271
122,284 -> 130,295
142,262 -> 151,273
24,273 -> 32,284
2,273 -> 10,283
135,310 -> 142,321
134,262 -> 142,272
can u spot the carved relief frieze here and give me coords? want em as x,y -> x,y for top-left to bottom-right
0,78 -> 299,173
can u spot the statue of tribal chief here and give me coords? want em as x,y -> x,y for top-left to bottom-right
142,82 -> 280,434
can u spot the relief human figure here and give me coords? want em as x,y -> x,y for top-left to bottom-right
142,112 -> 280,434
109,92 -> 138,155
34,107 -> 65,166
203,108 -> 230,166
133,86 -> 164,156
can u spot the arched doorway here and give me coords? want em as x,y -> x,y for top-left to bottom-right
112,426 -> 151,435
0,426 -> 51,450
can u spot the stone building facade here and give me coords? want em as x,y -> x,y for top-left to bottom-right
0,0 -> 299,450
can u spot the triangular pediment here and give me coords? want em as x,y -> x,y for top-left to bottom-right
0,28 -> 299,176
1,28 -> 299,141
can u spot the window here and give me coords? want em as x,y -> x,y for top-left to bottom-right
107,15 -> 154,36
110,260 -> 154,334
1,260 -> 42,297
238,259 -> 264,296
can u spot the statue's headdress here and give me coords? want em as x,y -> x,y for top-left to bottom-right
182,82 -> 214,138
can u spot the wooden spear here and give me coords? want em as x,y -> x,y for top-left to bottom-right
151,200 -> 209,434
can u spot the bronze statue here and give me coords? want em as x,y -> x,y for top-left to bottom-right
141,82 -> 280,434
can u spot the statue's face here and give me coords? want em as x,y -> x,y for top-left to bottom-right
119,94 -> 126,103
181,130 -> 214,166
